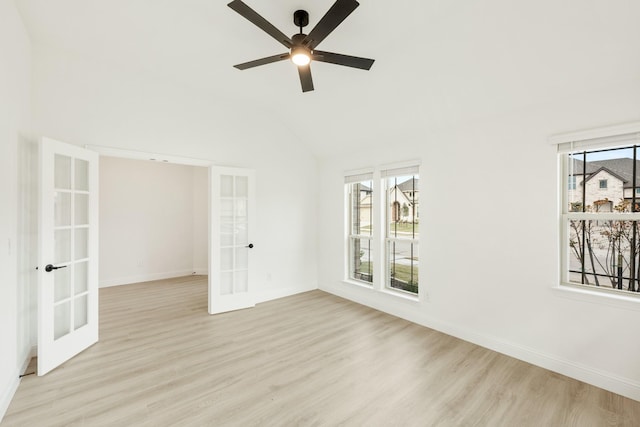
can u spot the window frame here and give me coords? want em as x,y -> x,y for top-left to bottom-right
598,179 -> 608,189
384,170 -> 419,295
555,122 -> 640,309
345,173 -> 374,286
344,163 -> 421,301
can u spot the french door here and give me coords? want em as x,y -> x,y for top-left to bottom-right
38,138 -> 99,375
209,167 -> 256,314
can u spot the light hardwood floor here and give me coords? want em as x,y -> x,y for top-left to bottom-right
3,276 -> 640,426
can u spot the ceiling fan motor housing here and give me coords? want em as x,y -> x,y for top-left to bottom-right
292,33 -> 307,46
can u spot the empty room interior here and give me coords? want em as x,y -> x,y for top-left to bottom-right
2,0 -> 640,425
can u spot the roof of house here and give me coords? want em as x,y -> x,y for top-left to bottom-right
358,183 -> 372,192
590,158 -> 640,188
397,178 -> 419,192
572,158 -> 640,188
582,166 -> 628,186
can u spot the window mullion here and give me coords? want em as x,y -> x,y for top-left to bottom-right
372,170 -> 383,291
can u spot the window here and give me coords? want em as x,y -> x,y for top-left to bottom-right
346,173 -> 373,284
560,131 -> 640,298
345,164 -> 421,297
384,168 -> 419,294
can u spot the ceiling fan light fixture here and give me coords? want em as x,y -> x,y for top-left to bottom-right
228,0 -> 375,92
291,47 -> 311,66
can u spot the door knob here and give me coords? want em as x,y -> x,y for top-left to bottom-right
246,243 -> 254,249
45,264 -> 68,272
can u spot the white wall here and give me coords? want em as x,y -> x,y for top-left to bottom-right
31,43 -> 318,303
99,156 -> 208,287
0,0 -> 32,419
318,87 -> 640,400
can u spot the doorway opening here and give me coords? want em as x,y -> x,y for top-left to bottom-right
98,156 -> 208,293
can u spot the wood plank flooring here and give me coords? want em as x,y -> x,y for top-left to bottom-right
3,276 -> 640,426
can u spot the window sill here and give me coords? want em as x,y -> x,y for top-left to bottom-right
380,287 -> 420,303
342,280 -> 420,303
343,279 -> 374,290
552,284 -> 640,312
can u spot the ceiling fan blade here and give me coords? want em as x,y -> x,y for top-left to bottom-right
228,0 -> 293,48
304,0 -> 359,49
298,65 -> 314,92
313,50 -> 374,70
234,53 -> 290,70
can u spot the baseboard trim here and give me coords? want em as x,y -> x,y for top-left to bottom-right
0,347 -> 35,422
99,270 -> 199,288
320,282 -> 640,402
254,282 -> 318,305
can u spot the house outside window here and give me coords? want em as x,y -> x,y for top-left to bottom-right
559,128 -> 640,299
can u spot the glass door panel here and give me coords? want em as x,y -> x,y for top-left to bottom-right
54,230 -> 71,264
74,194 -> 89,225
55,192 -> 72,226
54,267 -> 71,303
74,159 -> 89,191
54,155 -> 72,189
235,176 -> 248,197
74,228 -> 89,260
54,303 -> 71,340
221,175 -> 234,197
74,261 -> 88,294
74,295 -> 88,329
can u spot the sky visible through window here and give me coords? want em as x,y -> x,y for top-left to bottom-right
585,147 -> 634,160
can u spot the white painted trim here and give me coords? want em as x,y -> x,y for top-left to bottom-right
552,285 -> 640,311
549,121 -> 640,145
343,169 -> 374,183
99,270 -> 199,288
85,145 -> 214,167
0,348 -> 35,422
192,268 -> 209,276
378,158 -> 422,172
342,279 -> 375,290
565,212 -> 640,220
320,282 -> 640,402
253,282 -> 318,305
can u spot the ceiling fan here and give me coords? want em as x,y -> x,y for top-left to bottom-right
228,0 -> 375,93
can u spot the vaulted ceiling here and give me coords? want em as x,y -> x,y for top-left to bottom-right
15,0 -> 640,157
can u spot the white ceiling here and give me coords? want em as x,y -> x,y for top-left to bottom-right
15,0 -> 640,157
